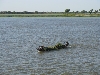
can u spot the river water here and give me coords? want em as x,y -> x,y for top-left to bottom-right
0,17 -> 100,75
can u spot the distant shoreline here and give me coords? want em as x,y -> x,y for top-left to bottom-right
0,13 -> 100,17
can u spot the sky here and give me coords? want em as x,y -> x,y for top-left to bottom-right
0,0 -> 100,12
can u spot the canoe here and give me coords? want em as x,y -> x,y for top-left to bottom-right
36,42 -> 69,52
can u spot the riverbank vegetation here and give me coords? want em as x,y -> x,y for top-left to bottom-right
0,9 -> 100,17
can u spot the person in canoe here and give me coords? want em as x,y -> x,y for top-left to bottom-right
37,41 -> 69,51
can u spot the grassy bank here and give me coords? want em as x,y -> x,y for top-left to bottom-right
0,14 -> 64,17
0,13 -> 100,17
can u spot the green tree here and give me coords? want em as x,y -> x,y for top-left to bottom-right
65,9 -> 70,16
94,10 -> 98,14
23,11 -> 28,14
76,11 -> 79,13
13,11 -> 16,14
7,11 -> 11,14
81,10 -> 86,13
91,9 -> 93,12
65,9 -> 70,13
89,9 -> 93,14
99,9 -> 100,12
35,11 -> 38,14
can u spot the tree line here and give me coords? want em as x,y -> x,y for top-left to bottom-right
0,11 -> 64,14
0,9 -> 100,14
65,9 -> 100,14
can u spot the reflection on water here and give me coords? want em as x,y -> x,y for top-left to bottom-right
0,17 -> 100,75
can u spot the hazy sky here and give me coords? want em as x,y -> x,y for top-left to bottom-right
0,0 -> 100,12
